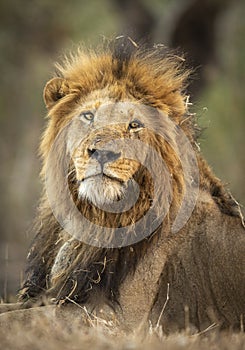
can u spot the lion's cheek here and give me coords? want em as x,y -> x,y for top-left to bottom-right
105,159 -> 140,182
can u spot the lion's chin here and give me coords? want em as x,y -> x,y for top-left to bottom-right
78,175 -> 126,207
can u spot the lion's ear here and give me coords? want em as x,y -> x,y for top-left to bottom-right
43,77 -> 70,109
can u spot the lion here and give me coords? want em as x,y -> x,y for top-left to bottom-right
10,38 -> 244,333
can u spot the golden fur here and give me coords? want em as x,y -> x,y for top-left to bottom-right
19,39 -> 244,332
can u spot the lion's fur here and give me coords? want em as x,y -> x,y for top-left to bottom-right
19,38 -> 244,332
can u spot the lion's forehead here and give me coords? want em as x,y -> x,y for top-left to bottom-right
64,92 -> 174,157
78,99 -> 150,125
74,87 -> 160,120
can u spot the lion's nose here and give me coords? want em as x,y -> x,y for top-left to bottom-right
87,148 -> 121,165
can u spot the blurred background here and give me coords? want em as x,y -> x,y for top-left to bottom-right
0,0 -> 244,300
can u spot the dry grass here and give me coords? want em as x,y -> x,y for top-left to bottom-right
0,306 -> 244,350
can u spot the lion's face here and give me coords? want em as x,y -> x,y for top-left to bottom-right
42,70 -> 189,239
68,97 -> 152,207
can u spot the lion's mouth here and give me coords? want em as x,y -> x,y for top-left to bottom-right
78,172 -> 124,185
77,171 -> 128,206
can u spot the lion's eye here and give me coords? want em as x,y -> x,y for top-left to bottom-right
80,111 -> 94,122
128,119 -> 144,130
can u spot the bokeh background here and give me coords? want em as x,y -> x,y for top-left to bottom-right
0,0 -> 244,300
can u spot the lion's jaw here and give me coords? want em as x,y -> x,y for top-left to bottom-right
78,173 -> 127,206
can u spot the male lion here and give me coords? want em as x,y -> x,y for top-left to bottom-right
16,38 -> 244,332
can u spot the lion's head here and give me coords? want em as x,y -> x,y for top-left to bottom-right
40,40 -> 193,241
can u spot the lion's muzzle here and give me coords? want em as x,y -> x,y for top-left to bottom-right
74,144 -> 129,206
88,148 -> 121,166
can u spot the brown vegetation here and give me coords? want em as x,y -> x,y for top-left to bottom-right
0,303 -> 245,350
